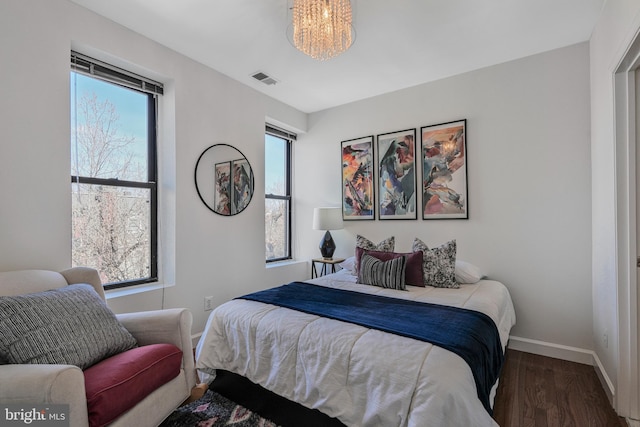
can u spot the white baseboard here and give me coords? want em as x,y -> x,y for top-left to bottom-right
508,336 -> 593,364
508,335 -> 616,405
592,350 -> 616,406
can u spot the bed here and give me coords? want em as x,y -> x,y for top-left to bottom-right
196,265 -> 515,427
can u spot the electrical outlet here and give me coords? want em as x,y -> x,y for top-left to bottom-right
603,332 -> 608,349
204,296 -> 214,311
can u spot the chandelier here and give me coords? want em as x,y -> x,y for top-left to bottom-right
291,0 -> 355,61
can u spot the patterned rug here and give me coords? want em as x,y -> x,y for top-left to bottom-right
160,389 -> 281,427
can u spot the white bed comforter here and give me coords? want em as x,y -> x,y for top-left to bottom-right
196,270 -> 516,427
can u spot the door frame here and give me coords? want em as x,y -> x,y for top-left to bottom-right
613,28 -> 640,420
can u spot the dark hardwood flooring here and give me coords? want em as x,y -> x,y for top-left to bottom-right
493,349 -> 627,427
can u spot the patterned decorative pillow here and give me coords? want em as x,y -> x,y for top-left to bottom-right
412,238 -> 458,289
357,253 -> 407,290
354,235 -> 395,275
0,283 -> 138,369
363,250 -> 424,286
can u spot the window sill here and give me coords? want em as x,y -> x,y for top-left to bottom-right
265,259 -> 306,269
105,281 -> 174,300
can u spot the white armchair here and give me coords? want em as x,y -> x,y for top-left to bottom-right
0,267 -> 197,427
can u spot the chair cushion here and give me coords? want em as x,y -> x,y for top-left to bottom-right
84,343 -> 183,427
0,283 -> 137,369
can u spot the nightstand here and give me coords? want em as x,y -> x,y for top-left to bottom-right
311,258 -> 345,278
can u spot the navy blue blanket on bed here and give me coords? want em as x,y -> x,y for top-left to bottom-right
237,281 -> 504,414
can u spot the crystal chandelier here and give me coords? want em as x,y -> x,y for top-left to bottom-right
291,0 -> 355,61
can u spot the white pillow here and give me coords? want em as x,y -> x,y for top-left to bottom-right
338,256 -> 356,273
455,260 -> 485,284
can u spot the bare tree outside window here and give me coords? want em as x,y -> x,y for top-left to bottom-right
72,93 -> 143,180
71,183 -> 150,284
265,182 -> 288,260
71,71 -> 156,286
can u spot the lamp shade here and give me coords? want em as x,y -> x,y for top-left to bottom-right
312,207 -> 343,231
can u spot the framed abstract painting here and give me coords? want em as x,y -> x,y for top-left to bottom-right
341,136 -> 375,220
420,119 -> 468,219
376,128 -> 417,220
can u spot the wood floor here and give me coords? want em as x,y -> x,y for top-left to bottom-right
493,349 -> 627,427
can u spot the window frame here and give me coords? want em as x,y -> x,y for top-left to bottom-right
265,125 -> 294,263
70,52 -> 161,289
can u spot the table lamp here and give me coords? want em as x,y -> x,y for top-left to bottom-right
312,207 -> 343,259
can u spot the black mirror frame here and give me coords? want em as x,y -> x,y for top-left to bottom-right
194,143 -> 254,216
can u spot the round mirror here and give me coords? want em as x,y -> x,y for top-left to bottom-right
194,144 -> 254,216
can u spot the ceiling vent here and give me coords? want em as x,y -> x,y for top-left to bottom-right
251,71 -> 278,86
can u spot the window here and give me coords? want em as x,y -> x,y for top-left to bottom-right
265,125 -> 294,262
70,52 -> 162,289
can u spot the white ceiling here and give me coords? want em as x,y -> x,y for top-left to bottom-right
70,0 -> 604,114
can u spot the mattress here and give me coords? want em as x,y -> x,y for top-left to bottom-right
196,269 -> 516,427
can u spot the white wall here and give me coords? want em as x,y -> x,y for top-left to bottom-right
0,0 -> 600,380
0,0 -> 308,335
590,0 -> 640,415
296,43 -> 593,352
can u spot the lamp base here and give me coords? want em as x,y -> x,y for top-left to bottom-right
319,230 -> 336,259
